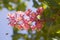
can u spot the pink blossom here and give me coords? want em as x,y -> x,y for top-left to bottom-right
7,7 -> 44,31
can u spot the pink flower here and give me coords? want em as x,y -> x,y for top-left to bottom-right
25,9 -> 32,16
36,7 -> 44,15
7,7 -> 44,31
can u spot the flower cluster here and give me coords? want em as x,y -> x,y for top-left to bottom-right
7,7 -> 44,31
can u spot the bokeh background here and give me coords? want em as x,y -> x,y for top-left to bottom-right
0,0 -> 60,40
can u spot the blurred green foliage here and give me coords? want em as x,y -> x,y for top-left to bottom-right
0,0 -> 26,11
0,0 -> 60,40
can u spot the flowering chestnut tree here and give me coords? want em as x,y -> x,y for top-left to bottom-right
7,7 -> 45,40
1,0 -> 59,40
7,7 -> 44,31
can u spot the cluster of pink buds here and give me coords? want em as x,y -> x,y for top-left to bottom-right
7,7 -> 44,31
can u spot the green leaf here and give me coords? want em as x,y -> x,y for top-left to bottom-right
0,6 -> 2,10
38,0 -> 44,2
16,3 -> 26,11
12,33 -> 21,40
44,0 -> 60,9
33,0 -> 40,8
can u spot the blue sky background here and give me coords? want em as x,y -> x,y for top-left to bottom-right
0,0 -> 37,40
0,8 -> 13,40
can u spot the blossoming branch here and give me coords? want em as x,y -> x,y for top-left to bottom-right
7,7 -> 44,31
